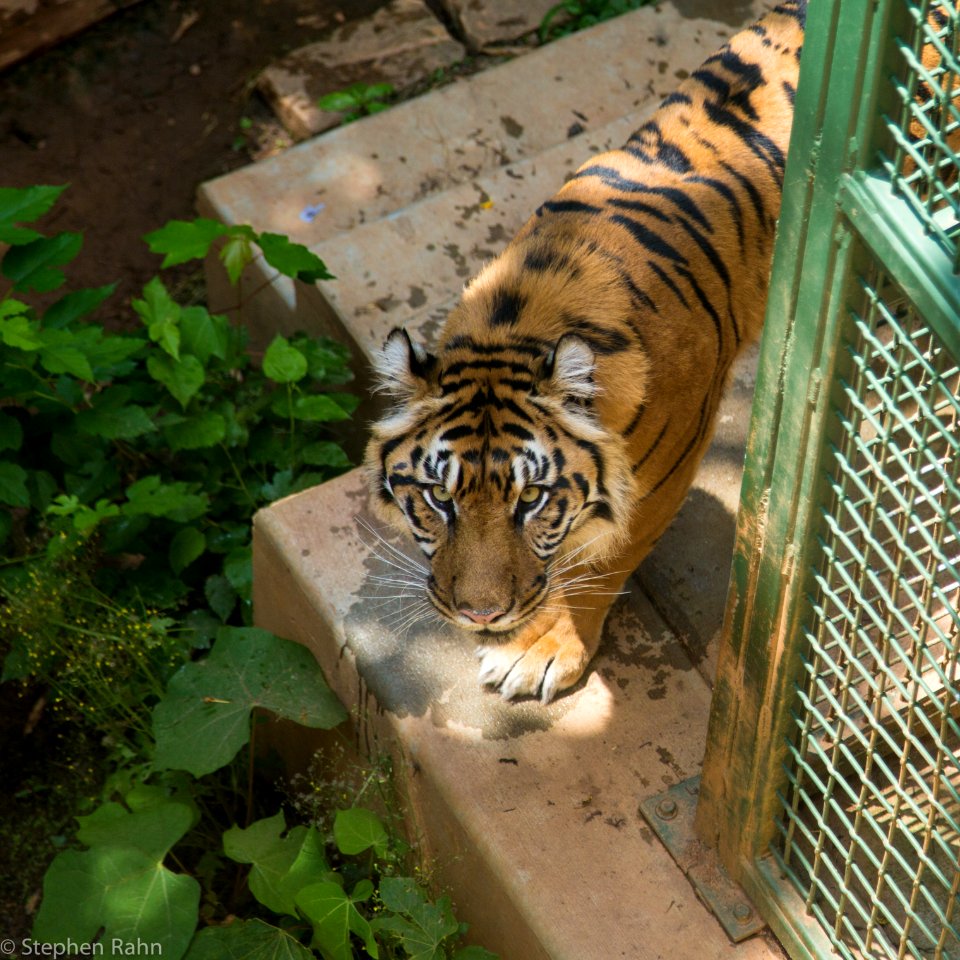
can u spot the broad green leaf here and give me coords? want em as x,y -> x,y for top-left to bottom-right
301,441 -> 350,469
260,468 -> 295,502
32,847 -> 199,960
123,475 -> 208,523
292,394 -> 352,422
44,284 -> 117,329
453,948 -> 500,960
205,573 -> 236,622
373,878 -> 459,960
0,462 -> 30,507
133,277 -> 181,359
75,388 -> 156,440
0,185 -> 67,240
0,297 -> 31,320
219,232 -> 256,285
147,353 -> 205,409
152,627 -> 347,776
223,814 -> 329,917
170,526 -> 206,574
163,411 -> 226,450
296,881 -> 378,960
0,413 -> 23,452
184,918 -> 315,960
318,90 -> 361,112
1,232 -> 82,292
0,312 -> 43,350
333,807 -> 388,857
38,329 -> 94,381
263,335 -> 307,383
144,218 -> 229,268
223,545 -> 252,599
179,306 -> 229,364
361,82 -> 395,102
75,792 -> 197,861
257,233 -> 334,284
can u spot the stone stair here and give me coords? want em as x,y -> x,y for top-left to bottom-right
198,4 -> 787,958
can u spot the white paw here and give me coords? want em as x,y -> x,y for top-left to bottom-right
476,644 -> 523,688
475,644 -> 560,703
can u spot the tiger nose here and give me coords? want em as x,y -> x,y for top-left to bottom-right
459,607 -> 506,625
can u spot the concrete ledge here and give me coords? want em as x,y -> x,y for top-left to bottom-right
252,469 -> 786,960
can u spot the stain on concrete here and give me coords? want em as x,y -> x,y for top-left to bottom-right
500,115 -> 524,138
442,242 -> 471,277
407,285 -> 427,309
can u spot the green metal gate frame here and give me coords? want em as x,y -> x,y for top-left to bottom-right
695,0 -> 960,957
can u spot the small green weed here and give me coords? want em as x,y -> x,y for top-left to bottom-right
318,82 -> 396,123
538,0 -> 651,42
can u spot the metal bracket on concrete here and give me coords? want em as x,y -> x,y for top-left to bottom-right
639,776 -> 766,943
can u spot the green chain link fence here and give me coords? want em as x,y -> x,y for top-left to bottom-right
694,2 -> 960,958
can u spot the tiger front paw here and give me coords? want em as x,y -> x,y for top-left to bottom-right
476,628 -> 592,704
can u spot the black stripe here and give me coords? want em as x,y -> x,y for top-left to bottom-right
719,159 -> 767,225
541,199 -> 602,216
674,265 -> 725,349
607,197 -> 671,223
489,289 -> 525,327
704,101 -> 785,182
647,258 -> 689,310
675,217 -> 731,290
687,175 -> 746,251
610,214 -> 688,265
502,422 -> 534,441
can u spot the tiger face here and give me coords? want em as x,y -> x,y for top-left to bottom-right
365,328 -> 634,634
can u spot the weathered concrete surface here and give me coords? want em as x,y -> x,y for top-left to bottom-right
437,0 -> 557,50
258,0 -> 465,141
200,0 -> 769,353
253,470 -> 788,960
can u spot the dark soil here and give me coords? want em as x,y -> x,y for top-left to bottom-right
0,0 -> 384,938
0,0 -> 384,326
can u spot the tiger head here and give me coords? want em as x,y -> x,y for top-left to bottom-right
364,323 -> 635,635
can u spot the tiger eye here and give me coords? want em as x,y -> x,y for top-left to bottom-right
519,485 -> 542,504
431,484 -> 452,503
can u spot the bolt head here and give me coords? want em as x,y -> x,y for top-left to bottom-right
655,798 -> 678,820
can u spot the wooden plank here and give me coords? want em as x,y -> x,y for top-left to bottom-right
0,0 -> 143,72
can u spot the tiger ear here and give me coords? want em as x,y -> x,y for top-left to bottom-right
373,328 -> 437,398
541,334 -> 597,401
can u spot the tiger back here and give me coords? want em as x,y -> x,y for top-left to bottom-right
364,1 -> 806,703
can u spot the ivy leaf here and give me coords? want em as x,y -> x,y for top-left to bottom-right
453,948 -> 500,960
372,877 -> 459,960
163,411 -> 226,450
296,881 -> 378,960
44,284 -> 117,329
37,328 -> 95,381
183,918 -> 316,960
301,441 -> 351,469
1,232 -> 82,292
257,233 -> 334,283
123,475 -> 208,523
0,413 -> 23,453
152,627 -> 347,776
263,335 -> 307,383
333,808 -> 388,858
219,226 -> 257,285
318,90 -> 361,112
147,353 -> 205,409
205,573 -> 236,622
170,526 -> 206,574
292,394 -> 352,422
223,545 -> 252,600
133,276 -> 181,359
75,387 -> 156,441
179,306 -> 229,364
143,218 -> 230,268
0,312 -> 43,350
0,184 -> 68,244
0,462 -> 30,507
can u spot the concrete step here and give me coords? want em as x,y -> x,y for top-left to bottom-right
253,462 -> 786,960
213,0 -> 785,953
197,0 -> 765,352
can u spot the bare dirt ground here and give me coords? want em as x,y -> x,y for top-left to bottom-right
0,0 -> 385,936
0,0 -> 384,324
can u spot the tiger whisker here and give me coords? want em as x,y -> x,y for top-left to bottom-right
356,517 -> 428,575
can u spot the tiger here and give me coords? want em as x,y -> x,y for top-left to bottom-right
363,0 -> 806,703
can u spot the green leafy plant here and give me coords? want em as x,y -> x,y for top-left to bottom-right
318,82 -> 396,123
1,187 -> 497,959
538,0 -> 651,42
